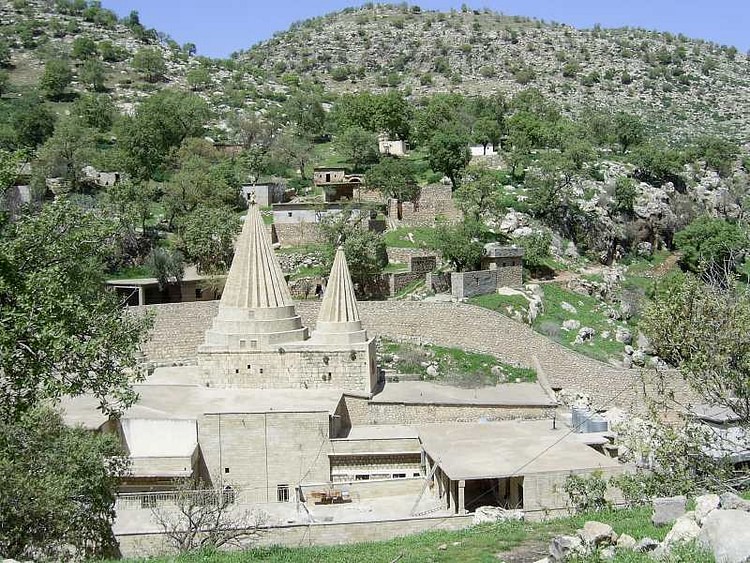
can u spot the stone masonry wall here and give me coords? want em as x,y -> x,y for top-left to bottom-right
197,340 -> 377,395
387,247 -> 440,265
344,395 -> 554,425
451,267 -> 523,298
398,184 -> 462,227
273,222 -> 324,246
137,300 -> 691,410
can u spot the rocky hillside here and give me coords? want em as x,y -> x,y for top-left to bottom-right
239,4 -> 750,139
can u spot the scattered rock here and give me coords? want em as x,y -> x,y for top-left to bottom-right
624,345 -> 634,355
652,495 -> 687,526
695,494 -> 721,524
599,545 -> 616,560
617,533 -> 637,550
662,514 -> 701,548
578,521 -> 616,546
720,492 -> 750,512
637,332 -> 656,355
622,354 -> 633,369
698,509 -> 750,563
437,543 -> 448,551
634,537 -> 660,552
472,506 -> 524,525
561,301 -> 577,314
562,319 -> 581,331
565,241 -> 579,259
637,241 -> 653,256
615,326 -> 632,344
574,326 -> 595,344
631,349 -> 646,366
549,535 -> 587,561
426,365 -> 439,378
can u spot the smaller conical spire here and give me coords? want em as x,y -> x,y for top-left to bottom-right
310,246 -> 367,345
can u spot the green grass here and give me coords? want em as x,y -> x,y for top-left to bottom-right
380,338 -> 536,385
114,505 -> 713,563
383,262 -> 409,273
384,226 -> 440,249
289,265 -> 326,280
470,285 -> 631,364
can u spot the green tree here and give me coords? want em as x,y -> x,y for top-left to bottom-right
428,129 -> 471,188
186,66 -> 211,91
642,272 -> 750,425
39,58 -> 73,100
613,111 -> 644,153
364,156 -> 419,202
690,135 -> 739,177
35,118 -> 95,192
79,57 -> 106,91
146,247 -> 185,298
336,126 -> 378,171
132,47 -> 166,83
117,89 -> 210,180
11,95 -> 56,149
73,93 -> 116,131
0,407 -> 127,560
177,206 -> 241,273
0,199 -> 152,420
374,90 -> 412,140
674,217 -> 748,275
612,176 -> 637,215
472,116 -> 502,154
431,219 -> 485,272
271,127 -> 314,180
71,36 -> 97,60
106,179 -> 158,234
284,90 -> 326,138
454,165 -> 503,222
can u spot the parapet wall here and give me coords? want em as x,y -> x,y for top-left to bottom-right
450,267 -> 523,298
392,184 -> 462,227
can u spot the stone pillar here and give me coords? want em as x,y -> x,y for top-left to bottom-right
458,480 -> 466,515
138,286 -> 145,306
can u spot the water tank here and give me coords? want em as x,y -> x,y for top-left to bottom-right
586,414 -> 609,433
571,406 -> 590,433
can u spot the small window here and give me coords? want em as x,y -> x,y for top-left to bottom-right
259,368 -> 264,374
247,364 -> 251,370
277,484 -> 290,502
287,211 -> 293,217
413,472 -> 421,477
393,473 -> 406,479
224,467 -> 230,474
355,475 -> 370,481
325,173 -> 331,182
195,287 -> 203,299
234,369 -> 239,374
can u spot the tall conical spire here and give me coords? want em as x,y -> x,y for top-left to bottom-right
200,201 -> 308,351
310,246 -> 367,345
221,200 -> 293,309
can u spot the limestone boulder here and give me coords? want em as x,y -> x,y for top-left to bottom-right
662,514 -> 700,548
616,533 -> 637,550
562,319 -> 580,331
720,492 -> 750,512
549,535 -> 588,562
634,537 -> 660,552
695,493 -> 721,524
615,326 -> 632,344
698,509 -> 750,563
472,506 -> 524,525
652,495 -> 686,526
561,301 -> 577,314
574,326 -> 595,344
637,332 -> 656,355
578,520 -> 617,546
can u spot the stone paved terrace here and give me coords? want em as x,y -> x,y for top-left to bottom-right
137,300 -> 686,410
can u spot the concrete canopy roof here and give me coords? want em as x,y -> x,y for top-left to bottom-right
121,418 -> 197,458
419,419 -> 623,481
371,381 -> 556,407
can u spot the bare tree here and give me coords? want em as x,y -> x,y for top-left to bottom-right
150,480 -> 267,553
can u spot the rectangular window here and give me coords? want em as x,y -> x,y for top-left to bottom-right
277,484 -> 290,502
393,473 -> 406,479
195,287 -> 203,299
355,475 -> 370,481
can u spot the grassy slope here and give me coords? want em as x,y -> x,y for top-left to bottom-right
116,506 -> 713,563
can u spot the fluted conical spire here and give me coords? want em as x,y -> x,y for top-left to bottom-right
310,247 -> 367,345
200,201 -> 308,351
221,201 -> 293,309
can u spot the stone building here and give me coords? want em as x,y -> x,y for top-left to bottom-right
378,135 -> 408,156
63,203 -> 627,555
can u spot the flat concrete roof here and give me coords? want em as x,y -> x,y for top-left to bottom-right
371,381 -> 556,407
106,265 -> 215,286
337,424 -> 420,441
60,382 -> 344,428
419,419 -> 624,481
